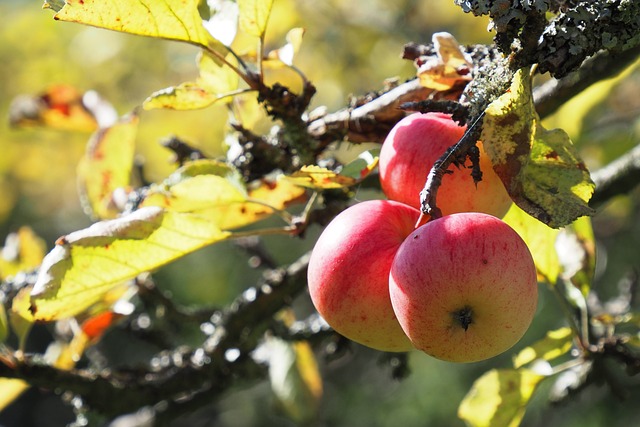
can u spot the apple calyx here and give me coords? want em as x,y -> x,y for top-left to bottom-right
451,305 -> 473,331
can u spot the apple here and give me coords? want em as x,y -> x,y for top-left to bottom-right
389,212 -> 537,362
378,112 -> 512,217
307,200 -> 420,352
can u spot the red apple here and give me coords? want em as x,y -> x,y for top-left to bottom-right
379,112 -> 512,217
389,212 -> 538,362
307,200 -> 420,352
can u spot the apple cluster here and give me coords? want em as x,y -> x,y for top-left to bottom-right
308,113 -> 538,363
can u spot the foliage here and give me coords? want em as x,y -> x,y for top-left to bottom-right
1,0 -> 640,426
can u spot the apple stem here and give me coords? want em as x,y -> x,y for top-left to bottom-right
419,112 -> 485,220
452,305 -> 474,331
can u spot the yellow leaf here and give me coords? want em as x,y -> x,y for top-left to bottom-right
284,149 -> 379,190
8,84 -> 99,132
458,369 -> 545,427
0,227 -> 47,280
0,379 -> 29,412
144,52 -> 240,110
78,113 -> 138,219
482,68 -> 595,228
238,0 -> 274,38
502,204 -> 560,284
141,160 -> 306,229
417,32 -> 473,92
10,286 -> 36,352
513,327 -> 574,368
53,0 -> 218,50
30,207 -> 232,321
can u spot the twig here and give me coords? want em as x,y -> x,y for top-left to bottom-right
417,113 -> 485,223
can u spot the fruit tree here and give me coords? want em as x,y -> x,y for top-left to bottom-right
1,1 -> 640,426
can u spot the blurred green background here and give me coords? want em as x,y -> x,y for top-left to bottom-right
1,1 -> 640,426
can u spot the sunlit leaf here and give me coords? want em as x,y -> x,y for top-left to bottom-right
556,216 -> 595,296
78,113 -> 138,219
0,227 -> 47,281
238,0 -> 274,38
30,207 -> 232,321
283,149 -> 379,190
140,159 -> 306,229
10,287 -> 35,352
144,52 -> 240,110
265,27 -> 306,67
458,368 -> 546,427
482,68 -> 595,228
0,379 -> 29,412
513,327 -> 574,368
8,84 -> 101,132
417,32 -> 473,92
52,0 -> 219,50
502,204 -> 560,284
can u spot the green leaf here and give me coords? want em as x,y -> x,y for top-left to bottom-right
78,113 -> 138,219
513,327 -> 574,368
481,68 -> 595,228
556,216 -> 595,296
30,207 -> 232,321
144,52 -> 240,110
238,0 -> 274,38
52,0 -> 219,50
502,204 -> 560,284
283,149 -> 379,190
140,160 -> 306,230
458,368 -> 546,427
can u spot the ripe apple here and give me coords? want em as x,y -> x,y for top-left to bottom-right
389,212 -> 537,362
378,112 -> 512,217
307,200 -> 420,352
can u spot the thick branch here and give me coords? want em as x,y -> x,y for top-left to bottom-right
0,252 -> 311,420
590,144 -> 640,208
307,79 -> 433,144
534,45 -> 640,119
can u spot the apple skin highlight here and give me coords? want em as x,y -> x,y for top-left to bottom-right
389,212 -> 538,362
379,112 -> 512,218
307,200 -> 420,352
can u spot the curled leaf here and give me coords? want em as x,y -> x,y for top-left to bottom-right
481,68 -> 595,228
417,32 -> 473,92
30,207 -> 232,321
283,149 -> 379,190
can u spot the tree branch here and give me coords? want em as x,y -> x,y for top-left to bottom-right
590,144 -> 640,208
534,45 -> 640,119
